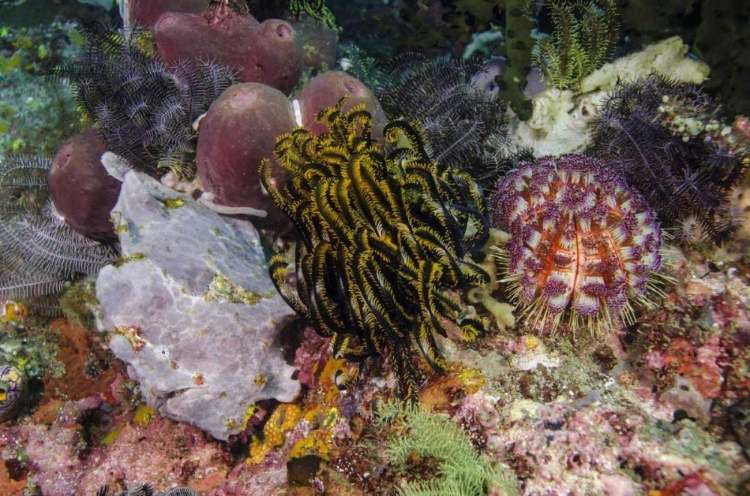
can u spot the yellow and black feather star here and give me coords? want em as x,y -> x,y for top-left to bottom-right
260,98 -> 491,403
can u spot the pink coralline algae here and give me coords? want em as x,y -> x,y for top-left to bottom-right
476,397 -> 749,494
0,394 -> 229,495
491,154 -> 662,333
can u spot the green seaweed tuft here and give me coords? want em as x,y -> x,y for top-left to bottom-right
531,0 -> 619,90
376,401 -> 518,496
290,0 -> 340,32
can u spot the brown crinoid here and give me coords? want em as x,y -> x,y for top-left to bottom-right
260,99 -> 492,402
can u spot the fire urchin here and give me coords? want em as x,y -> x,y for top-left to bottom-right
491,154 -> 663,333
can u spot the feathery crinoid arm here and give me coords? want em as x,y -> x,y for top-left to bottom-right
0,155 -> 119,308
591,74 -> 746,244
47,23 -> 236,179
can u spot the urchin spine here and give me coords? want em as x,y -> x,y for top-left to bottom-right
491,154 -> 662,333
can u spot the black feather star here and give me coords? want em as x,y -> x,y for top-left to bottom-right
590,74 -> 745,244
47,23 -> 236,179
375,53 -> 518,188
0,155 -> 117,312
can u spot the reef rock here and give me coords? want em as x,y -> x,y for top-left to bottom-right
96,171 -> 299,440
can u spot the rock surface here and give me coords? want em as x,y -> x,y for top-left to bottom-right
96,171 -> 299,440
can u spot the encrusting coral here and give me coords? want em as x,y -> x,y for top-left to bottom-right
260,99 -> 495,402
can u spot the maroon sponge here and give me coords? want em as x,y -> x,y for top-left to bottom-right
153,11 -> 304,95
294,72 -> 388,140
196,83 -> 295,225
48,130 -> 122,242
128,0 -> 208,29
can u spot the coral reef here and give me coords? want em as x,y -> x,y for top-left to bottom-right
375,53 -> 514,187
486,396 -> 749,494
153,1 -> 304,95
125,0 -> 208,29
530,0 -> 619,91
97,483 -> 198,496
261,100 -> 492,401
497,0 -> 536,120
491,154 -> 662,333
376,400 -> 518,495
510,36 -> 710,157
0,154 -> 118,309
195,82 -> 295,226
286,13 -> 339,73
3,4 -> 750,495
289,0 -> 339,32
196,72 -> 385,231
295,71 -> 387,138
47,129 -> 122,241
41,317 -> 120,402
0,21 -> 79,156
0,390 -> 230,494
694,0 -> 750,117
0,364 -> 26,422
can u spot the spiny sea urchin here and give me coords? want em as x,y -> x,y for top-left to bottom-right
491,154 -> 662,333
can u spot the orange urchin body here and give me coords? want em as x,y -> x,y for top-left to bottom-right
491,154 -> 662,333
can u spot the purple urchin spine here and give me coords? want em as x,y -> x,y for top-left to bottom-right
491,154 -> 662,333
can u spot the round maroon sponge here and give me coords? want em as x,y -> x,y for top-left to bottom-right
153,12 -> 304,95
196,83 -> 295,224
295,71 -> 387,140
128,0 -> 208,29
48,130 -> 122,242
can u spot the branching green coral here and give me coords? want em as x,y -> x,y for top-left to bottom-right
290,0 -> 340,32
376,401 -> 518,496
531,0 -> 619,90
